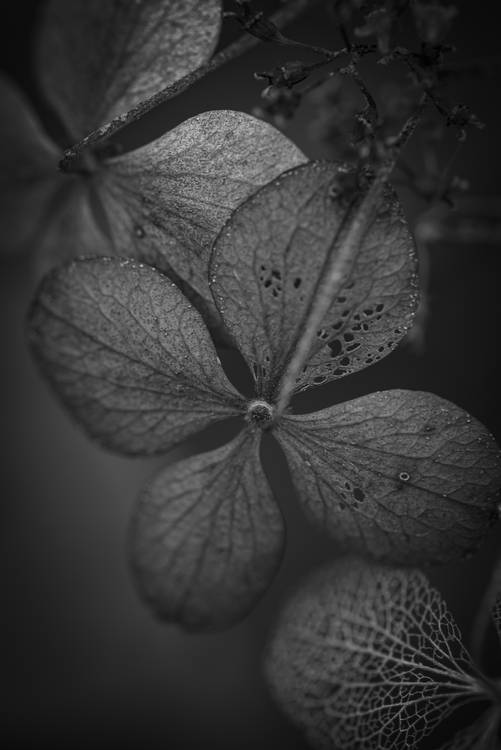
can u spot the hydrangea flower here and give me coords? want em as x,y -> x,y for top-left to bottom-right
28,161 -> 501,630
266,556 -> 501,750
1,0 -> 305,319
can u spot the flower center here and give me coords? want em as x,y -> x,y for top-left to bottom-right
246,399 -> 274,429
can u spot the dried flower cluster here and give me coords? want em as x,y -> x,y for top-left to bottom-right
2,1 -> 500,748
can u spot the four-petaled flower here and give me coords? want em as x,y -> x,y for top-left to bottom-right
28,160 -> 501,630
1,0 -> 305,324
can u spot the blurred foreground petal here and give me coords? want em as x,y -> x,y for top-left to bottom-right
37,0 -> 222,137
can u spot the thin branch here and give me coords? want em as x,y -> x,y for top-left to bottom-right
404,55 -> 451,119
59,0 -> 319,172
273,96 -> 427,416
341,62 -> 379,123
283,39 -> 348,62
471,557 -> 501,667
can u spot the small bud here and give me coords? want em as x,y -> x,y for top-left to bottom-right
447,104 -> 485,137
255,61 -> 310,88
230,1 -> 289,44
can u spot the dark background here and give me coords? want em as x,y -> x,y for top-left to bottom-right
1,1 -> 501,748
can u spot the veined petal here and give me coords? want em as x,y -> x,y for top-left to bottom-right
210,162 -> 417,398
37,0 -> 222,138
28,258 -> 244,455
130,429 -> 285,630
275,390 -> 501,563
0,74 -> 108,262
100,111 -> 306,308
266,559 -> 489,750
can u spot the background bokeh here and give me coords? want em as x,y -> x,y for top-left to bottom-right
1,1 -> 501,748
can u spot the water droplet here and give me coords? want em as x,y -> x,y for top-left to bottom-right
328,184 -> 340,199
134,225 -> 145,238
399,471 -> 410,482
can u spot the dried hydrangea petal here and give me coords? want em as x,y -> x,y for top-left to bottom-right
0,74 -> 108,262
130,429 -> 285,630
28,258 -> 244,455
100,111 -> 306,309
37,0 -> 222,137
275,389 -> 501,564
210,161 -> 417,399
266,558 -> 490,750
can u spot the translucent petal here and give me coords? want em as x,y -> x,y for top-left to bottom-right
37,0 -> 222,137
28,258 -> 244,455
130,429 -> 284,630
266,558 -> 490,750
210,161 -> 417,398
275,390 -> 501,563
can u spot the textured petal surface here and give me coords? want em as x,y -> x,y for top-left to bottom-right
266,559 -> 488,750
28,258 -> 244,455
130,430 -> 284,630
275,390 -> 501,563
101,111 -> 306,308
37,0 -> 222,137
0,74 -> 108,262
210,161 -> 417,398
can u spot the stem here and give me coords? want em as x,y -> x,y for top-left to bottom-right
59,0 -> 318,172
284,39 -> 348,62
273,169 -> 388,414
273,97 -> 426,416
471,558 -> 501,666
404,55 -> 451,119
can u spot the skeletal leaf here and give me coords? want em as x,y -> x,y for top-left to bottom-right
101,111 -> 306,306
130,430 -> 284,630
438,708 -> 500,750
265,558 -> 490,750
275,390 -> 501,564
210,161 -> 417,398
28,258 -> 244,455
37,0 -> 222,138
0,74 -> 108,261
